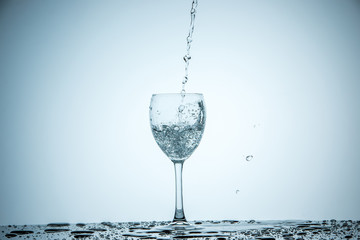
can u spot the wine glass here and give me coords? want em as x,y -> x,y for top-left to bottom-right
149,93 -> 206,229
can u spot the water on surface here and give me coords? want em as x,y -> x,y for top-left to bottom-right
1,220 -> 359,239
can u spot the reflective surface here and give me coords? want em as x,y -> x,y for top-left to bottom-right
1,219 -> 358,239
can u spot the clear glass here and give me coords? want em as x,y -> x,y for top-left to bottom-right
149,93 -> 206,228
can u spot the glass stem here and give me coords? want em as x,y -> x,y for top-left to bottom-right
173,162 -> 187,223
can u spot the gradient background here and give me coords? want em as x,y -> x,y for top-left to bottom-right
1,0 -> 360,225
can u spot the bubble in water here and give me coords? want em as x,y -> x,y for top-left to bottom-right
178,105 -> 185,112
246,155 -> 253,161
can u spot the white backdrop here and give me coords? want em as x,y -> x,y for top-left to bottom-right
1,0 -> 360,225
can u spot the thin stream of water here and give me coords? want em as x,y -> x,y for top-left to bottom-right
181,0 -> 199,94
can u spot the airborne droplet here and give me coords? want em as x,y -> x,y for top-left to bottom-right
183,54 -> 191,62
246,155 -> 253,161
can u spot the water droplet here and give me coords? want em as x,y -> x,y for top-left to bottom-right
236,190 -> 240,194
183,54 -> 191,62
246,155 -> 253,161
10,230 -> 34,235
47,223 -> 70,227
178,105 -> 185,112
156,110 -> 161,115
45,229 -> 70,233
71,230 -> 95,234
74,234 -> 93,239
5,233 -> 17,238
